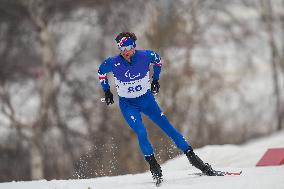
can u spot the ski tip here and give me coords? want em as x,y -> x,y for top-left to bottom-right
225,171 -> 243,176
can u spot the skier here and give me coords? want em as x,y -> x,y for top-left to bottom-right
98,32 -> 223,185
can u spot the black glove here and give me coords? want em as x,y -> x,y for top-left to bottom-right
151,80 -> 160,94
105,89 -> 114,105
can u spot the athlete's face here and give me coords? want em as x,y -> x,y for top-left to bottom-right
120,47 -> 135,61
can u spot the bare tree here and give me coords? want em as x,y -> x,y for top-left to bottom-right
260,0 -> 283,131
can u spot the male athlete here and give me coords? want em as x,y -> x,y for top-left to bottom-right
98,32 -> 223,185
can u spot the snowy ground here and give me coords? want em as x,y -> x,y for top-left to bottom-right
1,132 -> 284,189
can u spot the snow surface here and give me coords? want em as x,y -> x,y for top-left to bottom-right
1,132 -> 284,189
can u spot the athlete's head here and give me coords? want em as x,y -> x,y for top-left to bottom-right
115,32 -> 137,60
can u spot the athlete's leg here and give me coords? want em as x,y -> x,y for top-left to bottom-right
142,93 -> 192,152
119,98 -> 154,156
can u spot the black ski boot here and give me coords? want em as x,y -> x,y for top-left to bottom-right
145,155 -> 163,186
184,149 -> 224,176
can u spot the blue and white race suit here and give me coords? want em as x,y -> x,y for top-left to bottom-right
98,50 -> 191,156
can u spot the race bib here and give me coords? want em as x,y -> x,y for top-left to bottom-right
114,72 -> 150,98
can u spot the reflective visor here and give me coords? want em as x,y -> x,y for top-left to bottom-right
118,45 -> 134,51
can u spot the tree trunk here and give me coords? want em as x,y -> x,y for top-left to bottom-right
24,0 -> 57,179
261,0 -> 283,131
30,138 -> 44,180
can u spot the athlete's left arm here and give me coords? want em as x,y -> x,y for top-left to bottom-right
147,50 -> 163,81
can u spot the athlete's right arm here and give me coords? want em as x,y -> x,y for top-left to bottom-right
98,58 -> 113,92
